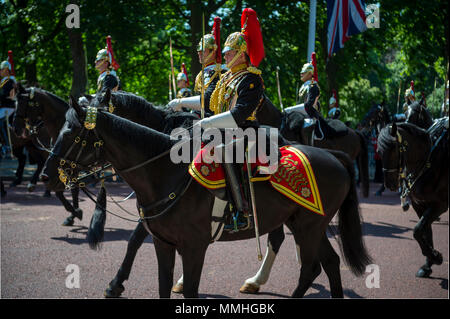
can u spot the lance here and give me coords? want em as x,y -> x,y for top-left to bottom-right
396,81 -> 402,114
5,113 -> 15,159
169,37 -> 177,95
168,73 -> 172,100
276,66 -> 283,110
200,12 -> 206,119
245,145 -> 262,261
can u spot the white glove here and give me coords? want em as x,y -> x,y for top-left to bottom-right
198,111 -> 238,130
78,96 -> 89,106
167,95 -> 201,111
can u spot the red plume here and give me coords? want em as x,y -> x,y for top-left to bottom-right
410,80 -> 414,92
212,17 -> 222,64
106,36 -> 120,70
241,8 -> 265,67
181,63 -> 189,86
311,52 -> 318,83
8,50 -> 15,76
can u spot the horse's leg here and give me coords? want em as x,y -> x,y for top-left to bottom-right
28,156 -> 45,192
10,146 -> 26,186
180,244 -> 208,298
288,219 -> 323,298
154,237 -> 176,298
318,234 -> 343,298
70,186 -> 83,220
105,221 -> 148,298
240,225 -> 285,294
414,209 -> 443,278
55,191 -> 79,226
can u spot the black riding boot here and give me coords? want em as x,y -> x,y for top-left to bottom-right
223,162 -> 248,231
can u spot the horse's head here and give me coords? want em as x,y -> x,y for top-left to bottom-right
41,96 -> 106,192
13,84 -> 42,137
377,122 -> 404,191
88,88 -> 112,111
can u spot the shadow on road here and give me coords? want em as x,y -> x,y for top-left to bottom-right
51,226 -> 153,245
362,221 -> 412,240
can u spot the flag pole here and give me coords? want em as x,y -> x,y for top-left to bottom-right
307,0 -> 317,61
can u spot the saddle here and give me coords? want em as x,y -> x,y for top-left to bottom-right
427,117 -> 448,144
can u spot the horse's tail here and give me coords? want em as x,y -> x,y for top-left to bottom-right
86,185 -> 107,250
329,150 -> 372,276
355,130 -> 369,197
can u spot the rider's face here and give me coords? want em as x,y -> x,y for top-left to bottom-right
301,72 -> 312,83
198,48 -> 213,64
95,59 -> 108,73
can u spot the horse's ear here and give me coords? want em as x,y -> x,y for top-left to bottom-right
390,122 -> 397,137
69,95 -> 83,117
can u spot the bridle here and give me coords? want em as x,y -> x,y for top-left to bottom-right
50,106 -> 105,190
15,87 -> 45,135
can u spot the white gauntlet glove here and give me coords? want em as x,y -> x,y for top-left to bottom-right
197,111 -> 238,129
167,95 -> 201,111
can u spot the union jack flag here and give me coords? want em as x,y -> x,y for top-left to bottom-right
327,0 -> 368,57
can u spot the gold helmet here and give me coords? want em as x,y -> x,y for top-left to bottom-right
222,32 -> 247,54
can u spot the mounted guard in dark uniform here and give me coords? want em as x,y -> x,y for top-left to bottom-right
168,17 -> 227,115
176,63 -> 193,98
327,89 -> 341,120
0,51 -> 17,158
196,8 -> 267,231
95,36 -> 120,94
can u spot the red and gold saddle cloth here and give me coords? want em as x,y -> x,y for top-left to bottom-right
188,145 -> 324,216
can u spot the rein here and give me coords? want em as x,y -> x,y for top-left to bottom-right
58,106 -> 194,230
385,126 -> 446,197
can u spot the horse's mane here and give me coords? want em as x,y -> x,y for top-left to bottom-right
110,91 -> 198,132
378,122 -> 430,155
32,87 -> 69,109
65,107 -> 174,159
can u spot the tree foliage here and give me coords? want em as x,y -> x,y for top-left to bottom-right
1,0 -> 448,120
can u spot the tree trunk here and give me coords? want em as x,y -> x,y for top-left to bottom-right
188,0 -> 204,80
67,28 -> 88,99
16,0 -> 37,85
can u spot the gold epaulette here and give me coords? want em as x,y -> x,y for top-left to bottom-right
247,66 -> 262,75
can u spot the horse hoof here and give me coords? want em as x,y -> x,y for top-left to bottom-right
104,283 -> 125,298
401,202 -> 410,212
62,216 -> 75,226
73,208 -> 83,221
172,283 -> 184,294
416,266 -> 432,278
27,183 -> 36,192
239,282 -> 260,294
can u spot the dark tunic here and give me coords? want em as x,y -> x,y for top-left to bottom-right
97,71 -> 120,94
207,66 -> 264,126
0,77 -> 16,109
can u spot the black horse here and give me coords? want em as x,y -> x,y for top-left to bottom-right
88,90 -> 366,296
256,98 -> 370,197
42,100 -> 371,298
2,122 -> 49,194
377,121 -> 448,278
13,84 -> 83,226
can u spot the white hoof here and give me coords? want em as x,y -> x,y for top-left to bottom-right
239,282 -> 260,294
172,282 -> 183,294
